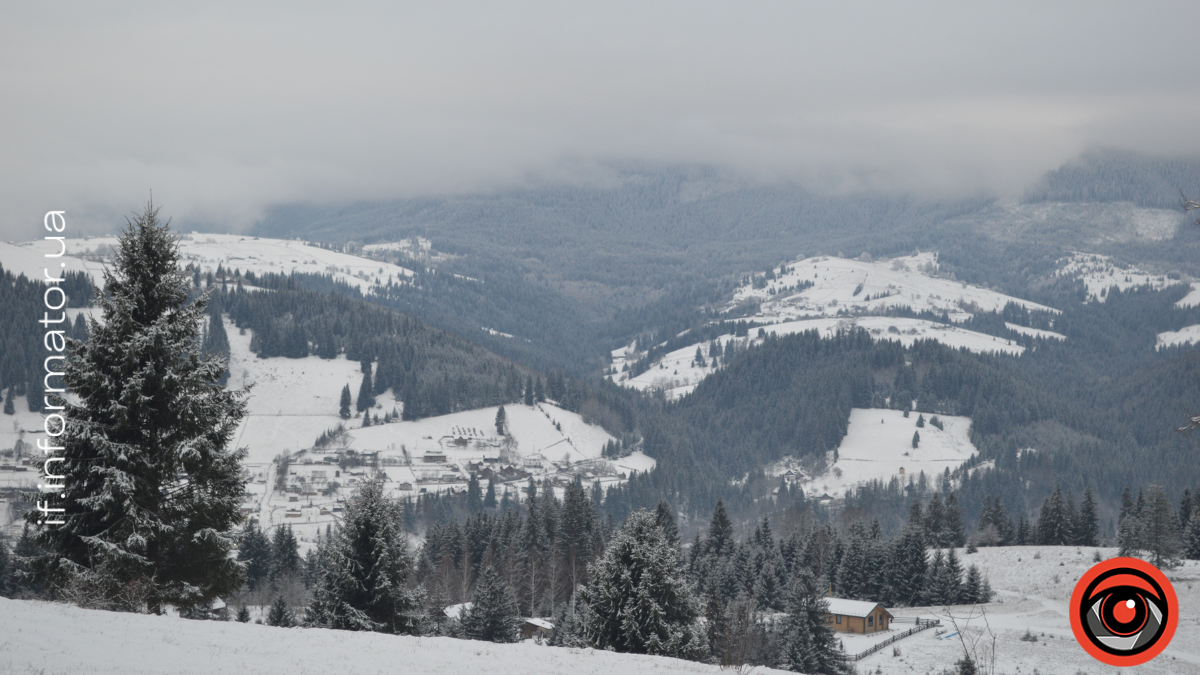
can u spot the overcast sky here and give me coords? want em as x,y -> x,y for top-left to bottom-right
3,1 -> 1200,236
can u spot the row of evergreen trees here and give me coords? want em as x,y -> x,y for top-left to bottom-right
1117,484 -> 1200,568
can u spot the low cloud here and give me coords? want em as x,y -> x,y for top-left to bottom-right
3,1 -> 1199,237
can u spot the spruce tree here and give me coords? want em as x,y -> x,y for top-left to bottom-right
779,571 -> 849,675
578,509 -> 706,659
0,537 -> 11,597
462,565 -> 522,643
271,524 -> 302,582
236,604 -> 251,623
944,493 -> 966,547
962,564 -> 982,604
27,203 -> 248,613
1185,515 -> 1200,560
483,480 -> 498,509
494,405 -> 507,436
941,548 -> 964,605
1078,486 -> 1099,547
237,521 -> 273,591
524,375 -> 535,406
653,500 -> 680,548
3,387 -> 13,415
467,474 -> 483,513
339,384 -> 352,419
1142,484 -> 1181,568
1036,485 -> 1069,545
305,475 -> 420,634
267,595 -> 294,627
356,364 -> 375,412
707,499 -> 735,557
911,431 -> 920,449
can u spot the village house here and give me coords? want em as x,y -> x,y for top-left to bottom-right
521,618 -> 554,640
824,598 -> 892,634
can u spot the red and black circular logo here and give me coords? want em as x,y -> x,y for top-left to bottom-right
1070,557 -> 1178,667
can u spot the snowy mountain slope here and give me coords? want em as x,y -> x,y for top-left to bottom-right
730,252 -> 1057,323
0,597 -> 783,675
780,408 -> 978,498
1156,324 -> 1200,350
851,547 -> 1200,675
617,319 -> 1027,399
11,233 -> 416,293
611,252 -> 1057,399
1055,252 -> 1182,302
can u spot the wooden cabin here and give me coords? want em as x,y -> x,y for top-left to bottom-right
825,598 -> 892,634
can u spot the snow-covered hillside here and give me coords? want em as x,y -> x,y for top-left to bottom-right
775,408 -> 978,498
853,547 -> 1200,674
11,233 -> 417,293
619,319 -> 1029,399
1056,252 -> 1181,302
730,252 -> 1056,323
1156,324 -> 1200,350
0,597 -> 783,675
219,317 -> 631,541
611,252 -> 1060,399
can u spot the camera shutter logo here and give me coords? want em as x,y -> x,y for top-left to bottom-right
1069,556 -> 1177,667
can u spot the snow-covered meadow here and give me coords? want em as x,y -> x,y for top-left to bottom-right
787,408 -> 978,498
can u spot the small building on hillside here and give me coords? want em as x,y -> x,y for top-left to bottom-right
825,598 -> 892,634
521,618 -> 554,640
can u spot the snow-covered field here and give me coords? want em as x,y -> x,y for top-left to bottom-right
9,233 -> 417,293
798,408 -> 978,498
1178,283 -> 1200,309
0,597 -> 783,675
852,547 -> 1200,674
1157,324 -> 1200,350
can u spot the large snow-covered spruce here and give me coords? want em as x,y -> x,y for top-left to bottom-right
578,509 -> 706,660
27,204 -> 249,612
304,475 -> 421,634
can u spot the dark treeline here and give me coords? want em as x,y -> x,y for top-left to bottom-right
395,479 -> 992,672
1023,148 -> 1200,209
0,264 -> 90,418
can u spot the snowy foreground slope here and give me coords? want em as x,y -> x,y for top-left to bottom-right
852,547 -> 1200,675
2,547 -> 1197,674
0,598 -> 785,675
